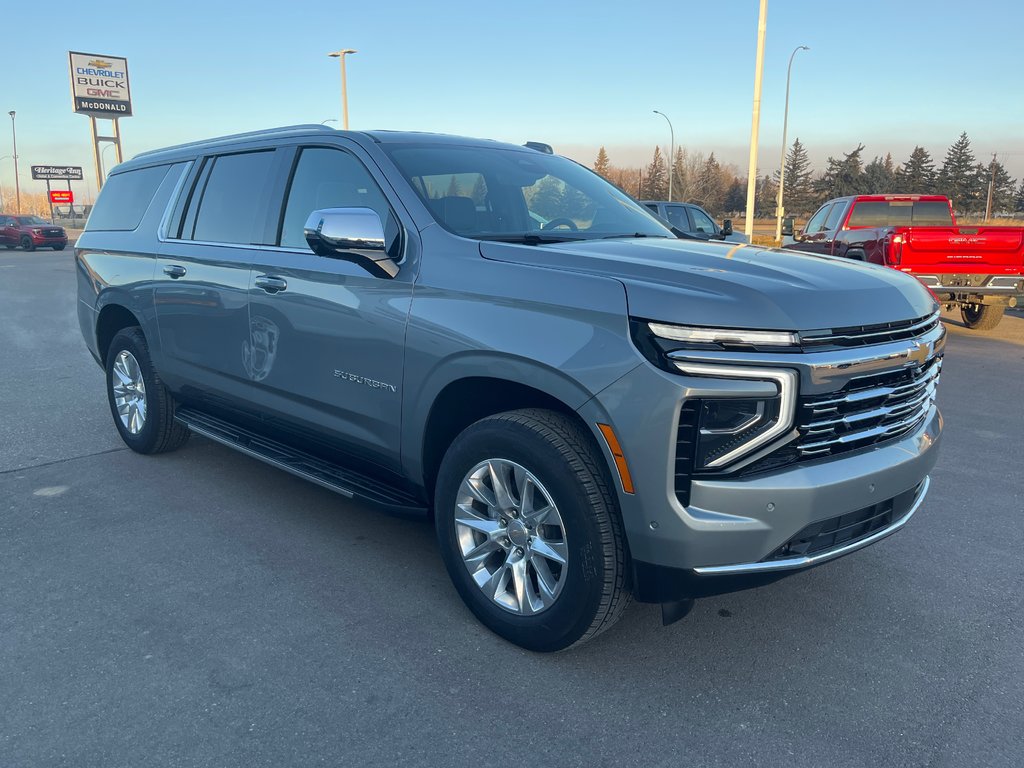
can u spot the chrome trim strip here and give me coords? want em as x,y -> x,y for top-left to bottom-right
693,476 -> 930,575
157,161 -> 194,241
800,311 -> 939,345
671,362 -> 798,468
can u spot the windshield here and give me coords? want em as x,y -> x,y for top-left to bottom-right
384,144 -> 674,242
18,216 -> 50,225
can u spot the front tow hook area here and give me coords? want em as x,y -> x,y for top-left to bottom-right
661,598 -> 696,626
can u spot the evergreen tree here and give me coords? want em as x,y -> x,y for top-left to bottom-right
1015,179 -> 1024,213
723,178 -> 745,213
643,146 -> 668,200
470,175 -> 488,206
756,174 -> 778,217
593,147 -> 611,179
937,132 -> 979,210
446,175 -> 462,197
670,147 -> 687,202
981,158 -> 1017,215
864,155 -> 896,192
780,138 -> 814,214
814,144 -> 866,198
529,177 -> 565,220
897,146 -> 936,193
695,153 -> 726,213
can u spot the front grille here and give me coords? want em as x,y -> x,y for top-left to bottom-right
44,229 -> 63,236
794,355 -> 940,460
761,484 -> 920,562
800,310 -> 940,350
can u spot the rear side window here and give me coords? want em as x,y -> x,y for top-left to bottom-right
664,205 -> 690,230
86,165 -> 170,231
847,200 -> 954,227
191,151 -> 275,244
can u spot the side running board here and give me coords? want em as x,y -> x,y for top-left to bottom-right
175,407 -> 427,516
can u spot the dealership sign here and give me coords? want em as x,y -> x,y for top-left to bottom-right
68,51 -> 132,117
32,165 -> 84,181
49,190 -> 74,205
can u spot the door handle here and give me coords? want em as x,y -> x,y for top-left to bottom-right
163,265 -> 187,279
254,275 -> 288,293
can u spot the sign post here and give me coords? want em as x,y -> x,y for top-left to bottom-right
33,166 -> 84,222
68,52 -> 132,190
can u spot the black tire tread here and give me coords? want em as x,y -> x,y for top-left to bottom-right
960,304 -> 1004,331
474,408 -> 631,650
108,327 -> 190,454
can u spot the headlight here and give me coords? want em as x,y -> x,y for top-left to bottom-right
674,362 -> 798,470
648,322 -> 797,347
31,228 -> 43,234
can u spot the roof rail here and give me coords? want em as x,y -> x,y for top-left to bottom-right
132,124 -> 336,159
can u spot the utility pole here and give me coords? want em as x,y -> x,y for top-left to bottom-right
653,110 -> 675,202
327,49 -> 357,129
8,111 -> 20,214
985,153 -> 997,223
744,0 -> 768,239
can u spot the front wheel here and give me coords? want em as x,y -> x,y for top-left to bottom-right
20,236 -> 34,251
105,327 -> 190,454
960,303 -> 1004,331
434,408 -> 629,652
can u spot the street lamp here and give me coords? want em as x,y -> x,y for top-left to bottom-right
774,45 -> 809,243
8,111 -> 20,214
101,143 -> 116,178
320,119 -> 338,125
653,110 -> 675,202
327,49 -> 357,129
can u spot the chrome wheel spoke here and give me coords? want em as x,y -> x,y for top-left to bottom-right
454,458 -> 567,616
111,350 -> 148,435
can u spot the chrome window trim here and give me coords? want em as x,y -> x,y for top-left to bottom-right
157,161 -> 194,241
693,477 -> 929,575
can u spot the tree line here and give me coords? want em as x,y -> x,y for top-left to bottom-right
593,132 -> 1024,218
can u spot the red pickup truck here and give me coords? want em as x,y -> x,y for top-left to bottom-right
784,195 -> 1024,330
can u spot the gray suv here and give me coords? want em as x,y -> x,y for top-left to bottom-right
76,125 -> 943,651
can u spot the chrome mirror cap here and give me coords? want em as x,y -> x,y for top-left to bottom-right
303,207 -> 398,278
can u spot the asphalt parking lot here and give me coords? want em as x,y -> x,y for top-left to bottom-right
1,249 -> 1022,767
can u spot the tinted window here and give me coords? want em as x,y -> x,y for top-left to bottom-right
86,165 -> 170,231
804,204 -> 831,234
192,151 -> 275,244
824,202 -> 847,230
665,205 -> 690,230
689,207 -> 718,234
847,200 -> 954,227
643,203 -> 660,215
280,148 -> 393,249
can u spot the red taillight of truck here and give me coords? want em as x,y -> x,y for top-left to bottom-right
886,234 -> 904,267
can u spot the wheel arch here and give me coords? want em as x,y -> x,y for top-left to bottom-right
96,304 -> 144,364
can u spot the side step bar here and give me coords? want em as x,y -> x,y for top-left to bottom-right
175,407 -> 427,516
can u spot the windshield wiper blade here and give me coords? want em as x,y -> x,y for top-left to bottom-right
477,233 -> 584,245
599,232 -> 675,240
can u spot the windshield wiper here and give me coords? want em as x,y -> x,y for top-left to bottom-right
477,233 -> 585,245
599,232 -> 675,240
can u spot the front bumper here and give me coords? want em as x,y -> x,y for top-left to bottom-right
578,335 -> 943,601
915,274 -> 1023,304
29,234 -> 68,247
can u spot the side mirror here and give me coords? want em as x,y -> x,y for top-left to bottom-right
303,208 -> 399,279
781,216 -> 795,238
720,219 -> 733,236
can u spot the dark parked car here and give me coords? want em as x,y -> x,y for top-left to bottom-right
76,125 -> 943,651
641,200 -> 748,243
0,215 -> 68,251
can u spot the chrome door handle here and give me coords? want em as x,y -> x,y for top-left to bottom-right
163,264 -> 187,279
254,275 -> 288,293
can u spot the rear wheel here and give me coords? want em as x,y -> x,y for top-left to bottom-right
20,236 -> 34,251
960,303 -> 1004,330
105,327 -> 190,454
434,408 -> 629,652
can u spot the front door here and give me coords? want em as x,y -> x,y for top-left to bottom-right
245,144 -> 415,470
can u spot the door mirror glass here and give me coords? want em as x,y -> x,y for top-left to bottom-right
721,219 -> 733,236
303,208 -> 399,279
781,217 -> 795,237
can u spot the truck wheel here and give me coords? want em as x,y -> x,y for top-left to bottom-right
105,327 -> 190,454
960,304 -> 1004,330
434,408 -> 629,652
20,236 -> 34,252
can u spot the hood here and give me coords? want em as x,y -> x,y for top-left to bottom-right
479,238 -> 936,331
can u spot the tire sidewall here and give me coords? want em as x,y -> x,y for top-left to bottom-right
435,417 -> 615,652
105,329 -> 162,453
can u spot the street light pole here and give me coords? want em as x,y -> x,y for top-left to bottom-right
653,110 -> 675,202
775,45 -> 809,243
327,49 -> 357,129
743,0 -> 768,239
8,111 -> 21,214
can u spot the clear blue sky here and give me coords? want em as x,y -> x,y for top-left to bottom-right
4,0 -> 1023,203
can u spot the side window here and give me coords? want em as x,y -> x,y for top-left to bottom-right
643,203 -> 661,215
804,204 -> 832,234
665,205 -> 690,230
689,207 -> 718,234
824,202 -> 847,231
280,147 -> 395,250
85,164 -> 171,232
191,151 -> 275,244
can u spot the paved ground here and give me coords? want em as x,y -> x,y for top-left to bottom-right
1,250 -> 1022,767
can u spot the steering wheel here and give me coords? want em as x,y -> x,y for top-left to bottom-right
541,217 -> 579,231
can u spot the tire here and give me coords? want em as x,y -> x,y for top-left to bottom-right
20,236 -> 34,252
53,245 -> 66,251
960,303 -> 1004,331
105,327 -> 190,454
434,408 -> 629,652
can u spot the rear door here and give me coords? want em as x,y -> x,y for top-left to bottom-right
663,204 -> 694,234
154,148 -> 279,397
0,216 -> 16,246
244,141 -> 416,470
